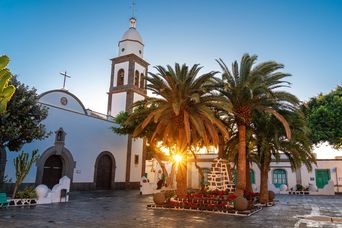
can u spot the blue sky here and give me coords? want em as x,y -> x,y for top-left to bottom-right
1,0 -> 342,114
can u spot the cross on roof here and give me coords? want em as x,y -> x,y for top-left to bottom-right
131,0 -> 136,18
60,71 -> 71,89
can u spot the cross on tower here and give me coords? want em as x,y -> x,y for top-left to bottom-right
60,71 -> 71,89
131,0 -> 136,18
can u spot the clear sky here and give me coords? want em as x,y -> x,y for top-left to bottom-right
1,0 -> 342,158
1,0 -> 342,113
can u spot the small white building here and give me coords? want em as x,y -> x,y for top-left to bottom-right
4,17 -> 148,191
146,152 -> 342,194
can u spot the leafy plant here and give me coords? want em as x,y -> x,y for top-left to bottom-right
0,55 -> 16,114
0,76 -> 49,184
296,184 -> 304,191
303,86 -> 342,148
15,186 -> 37,199
12,150 -> 40,198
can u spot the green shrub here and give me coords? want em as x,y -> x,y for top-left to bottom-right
15,186 -> 37,199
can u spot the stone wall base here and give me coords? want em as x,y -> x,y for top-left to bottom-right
2,182 -> 141,193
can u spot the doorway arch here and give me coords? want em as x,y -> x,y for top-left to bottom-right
94,152 -> 116,190
36,146 -> 75,186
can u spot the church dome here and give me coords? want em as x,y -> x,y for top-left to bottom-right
118,17 -> 144,58
120,28 -> 144,45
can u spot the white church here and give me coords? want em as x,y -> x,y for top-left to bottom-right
4,16 -> 342,194
5,17 -> 147,191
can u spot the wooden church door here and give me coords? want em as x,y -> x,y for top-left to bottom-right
96,154 -> 112,189
42,155 -> 63,189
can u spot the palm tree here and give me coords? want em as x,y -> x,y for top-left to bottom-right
216,54 -> 297,196
130,63 -> 230,195
252,110 -> 315,203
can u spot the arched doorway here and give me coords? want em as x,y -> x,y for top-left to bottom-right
94,152 -> 116,190
42,155 -> 63,189
36,146 -> 75,187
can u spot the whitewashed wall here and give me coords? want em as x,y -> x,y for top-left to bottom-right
110,93 -> 127,117
130,138 -> 143,182
5,91 -> 129,184
301,160 -> 342,192
39,91 -> 86,114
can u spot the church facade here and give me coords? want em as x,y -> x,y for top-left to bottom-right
4,17 -> 147,191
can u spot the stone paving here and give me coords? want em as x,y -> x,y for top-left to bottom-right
0,191 -> 341,228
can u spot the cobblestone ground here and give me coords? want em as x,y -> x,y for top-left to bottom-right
0,191 -> 341,228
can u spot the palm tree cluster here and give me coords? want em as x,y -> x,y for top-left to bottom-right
115,54 -> 315,199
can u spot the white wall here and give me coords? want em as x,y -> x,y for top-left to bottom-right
119,41 -> 144,58
5,104 -> 129,184
39,91 -> 85,114
133,93 -> 144,103
110,93 -> 127,117
113,62 -> 129,86
130,138 -> 144,182
301,160 -> 342,192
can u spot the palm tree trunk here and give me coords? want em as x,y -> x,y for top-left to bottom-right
236,123 -> 247,196
176,162 -> 187,196
259,164 -> 270,203
218,134 -> 225,159
246,158 -> 253,193
167,164 -> 175,188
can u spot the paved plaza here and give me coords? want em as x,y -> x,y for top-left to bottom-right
0,191 -> 341,228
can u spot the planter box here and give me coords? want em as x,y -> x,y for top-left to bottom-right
9,198 -> 37,207
288,191 -> 310,195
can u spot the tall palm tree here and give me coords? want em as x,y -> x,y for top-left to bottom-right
130,63 -> 230,195
216,54 -> 297,196
252,109 -> 315,203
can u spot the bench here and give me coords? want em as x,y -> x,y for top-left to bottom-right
0,192 -> 9,208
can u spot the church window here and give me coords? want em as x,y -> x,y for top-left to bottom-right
121,48 -> 125,52
134,155 -> 139,165
134,70 -> 139,87
139,50 -> 142,54
117,69 -> 125,86
140,73 -> 144,88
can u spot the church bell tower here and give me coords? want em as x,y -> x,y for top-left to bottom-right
107,16 -> 148,188
107,17 -> 149,117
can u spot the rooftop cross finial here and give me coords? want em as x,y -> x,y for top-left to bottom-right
131,0 -> 136,18
60,71 -> 71,89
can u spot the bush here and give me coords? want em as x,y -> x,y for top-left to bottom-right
296,184 -> 304,191
15,186 -> 37,199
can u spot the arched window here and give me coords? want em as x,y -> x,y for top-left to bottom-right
117,69 -> 125,86
140,73 -> 145,88
134,70 -> 139,87
273,169 -> 287,188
